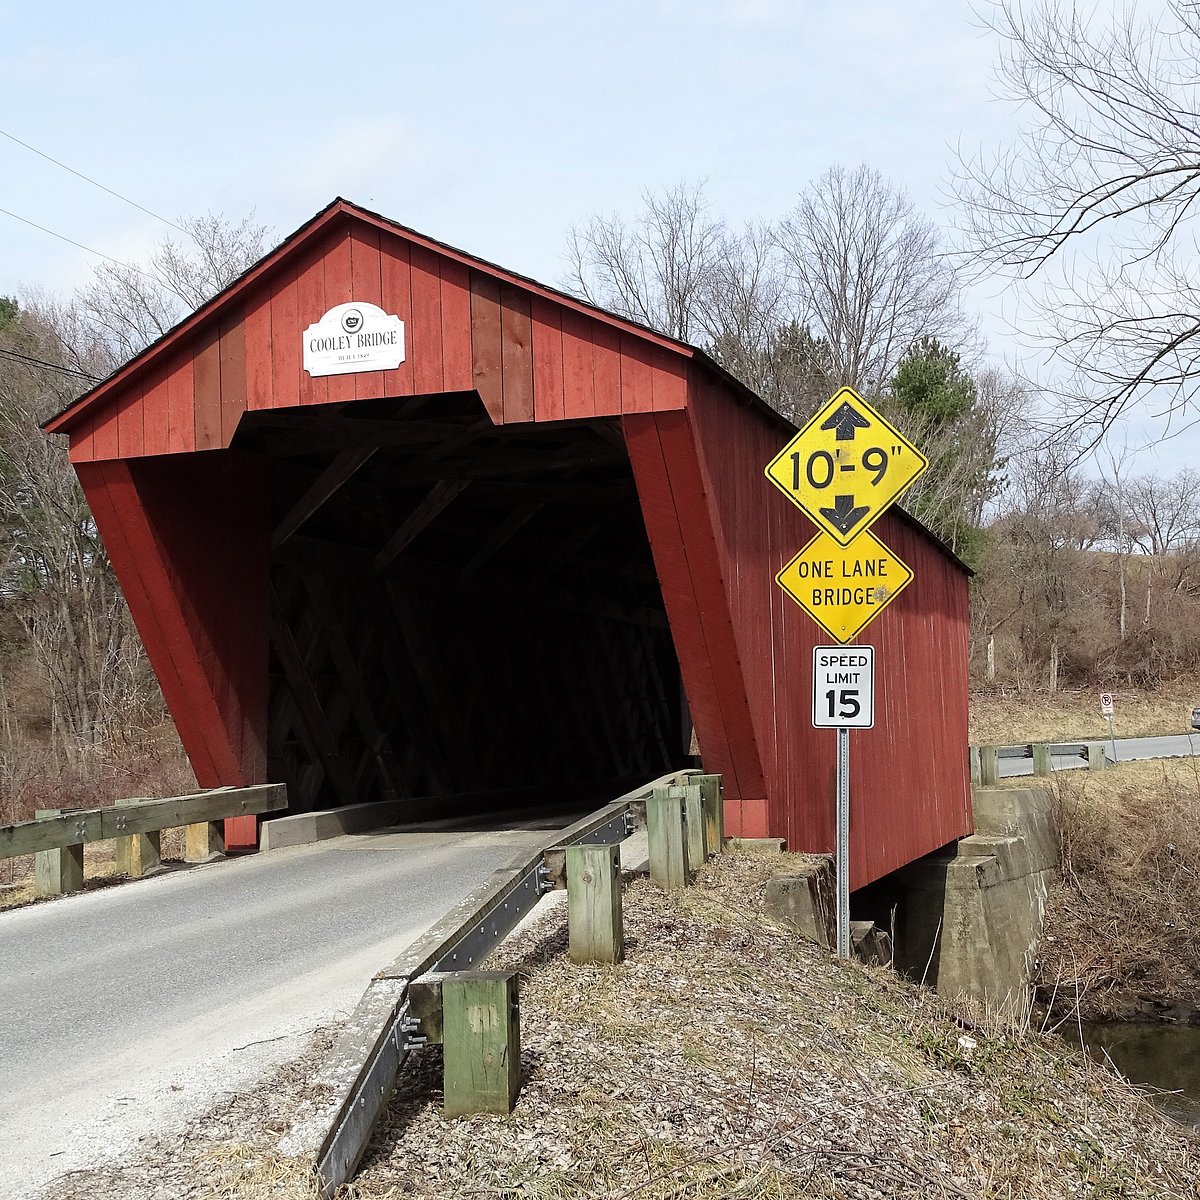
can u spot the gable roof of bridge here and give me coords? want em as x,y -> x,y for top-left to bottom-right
43,196 -> 967,571
44,196 -> 776,435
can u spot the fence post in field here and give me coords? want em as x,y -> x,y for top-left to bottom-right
647,785 -> 689,892
979,746 -> 1001,786
1087,743 -> 1107,772
1031,744 -> 1052,777
694,774 -> 724,857
567,843 -> 624,965
34,810 -> 84,898
115,797 -> 160,878
442,971 -> 521,1117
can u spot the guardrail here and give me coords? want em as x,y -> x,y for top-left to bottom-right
0,784 -> 287,896
311,769 -> 724,1195
970,742 -> 1108,785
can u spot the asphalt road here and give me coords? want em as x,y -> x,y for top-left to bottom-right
997,731 -> 1200,776
0,817 -> 576,1195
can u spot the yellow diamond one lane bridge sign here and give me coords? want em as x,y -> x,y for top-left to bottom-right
764,386 -> 928,547
775,528 -> 914,644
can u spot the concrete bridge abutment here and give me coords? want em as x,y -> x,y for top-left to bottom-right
893,785 -> 1058,1016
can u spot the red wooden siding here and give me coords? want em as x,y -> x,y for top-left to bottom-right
75,453 -> 271,846
49,200 -> 972,885
678,363 -> 972,887
64,212 -> 691,465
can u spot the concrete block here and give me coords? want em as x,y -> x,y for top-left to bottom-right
258,798 -> 408,851
894,786 -> 1060,1016
723,837 -> 787,853
851,921 -> 893,967
764,859 -> 835,948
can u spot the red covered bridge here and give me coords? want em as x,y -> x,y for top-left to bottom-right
45,199 -> 972,890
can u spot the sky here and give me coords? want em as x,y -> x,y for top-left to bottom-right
0,0 -> 1186,475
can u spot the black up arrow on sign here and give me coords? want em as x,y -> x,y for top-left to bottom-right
820,401 -> 871,441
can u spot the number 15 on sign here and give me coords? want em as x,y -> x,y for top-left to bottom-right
812,646 -> 875,728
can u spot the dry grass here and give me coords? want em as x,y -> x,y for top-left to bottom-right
39,849 -> 1200,1200
969,681 -> 1197,745
1036,759 -> 1200,1021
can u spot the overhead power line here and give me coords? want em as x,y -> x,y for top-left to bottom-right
0,206 -> 159,281
0,127 -> 190,238
0,347 -> 100,381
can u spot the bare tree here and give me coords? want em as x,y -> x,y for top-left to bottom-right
954,0 -> 1200,434
0,212 -> 270,762
564,182 -> 727,343
74,211 -> 269,365
777,165 -> 970,394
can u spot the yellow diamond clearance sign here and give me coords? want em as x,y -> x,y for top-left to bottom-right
764,386 -> 928,547
767,386 -> 925,644
776,528 -> 913,643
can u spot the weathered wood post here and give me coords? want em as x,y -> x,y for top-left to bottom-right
647,785 -> 689,892
566,843 -> 623,965
969,746 -> 982,787
114,797 -> 160,878
682,782 -> 705,871
1087,743 -> 1107,772
695,773 -> 724,857
979,746 -> 1000,786
1031,744 -> 1052,777
442,971 -> 521,1117
185,818 -> 226,862
34,810 -> 84,898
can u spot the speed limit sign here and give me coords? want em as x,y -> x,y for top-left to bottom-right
812,646 -> 875,728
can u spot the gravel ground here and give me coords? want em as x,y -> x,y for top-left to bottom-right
36,850 -> 1200,1200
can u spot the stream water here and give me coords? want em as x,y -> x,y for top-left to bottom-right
1079,1022 -> 1200,1128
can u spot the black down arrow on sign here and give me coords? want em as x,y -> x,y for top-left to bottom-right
819,494 -> 871,536
819,401 -> 871,441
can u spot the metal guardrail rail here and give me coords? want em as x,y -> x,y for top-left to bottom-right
313,769 -> 695,1195
992,742 -> 1094,761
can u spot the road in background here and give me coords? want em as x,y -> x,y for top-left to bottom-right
0,816 -> 577,1196
997,732 -> 1200,777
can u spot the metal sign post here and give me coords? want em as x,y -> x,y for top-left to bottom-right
767,387 -> 926,964
836,726 -> 850,959
813,646 -> 875,960
1100,692 -> 1117,763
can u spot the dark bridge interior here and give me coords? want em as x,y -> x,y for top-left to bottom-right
232,393 -> 689,817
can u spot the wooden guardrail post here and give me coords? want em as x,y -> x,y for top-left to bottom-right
682,782 -> 705,871
694,774 -> 723,857
115,797 -> 160,878
442,971 -> 521,1117
34,809 -> 84,898
1087,743 -> 1107,772
979,746 -> 1000,786
1031,744 -> 1052,776
647,785 -> 689,892
184,818 -> 225,862
969,746 -> 982,787
566,843 -> 623,965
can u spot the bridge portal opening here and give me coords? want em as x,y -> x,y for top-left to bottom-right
232,392 -> 688,819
